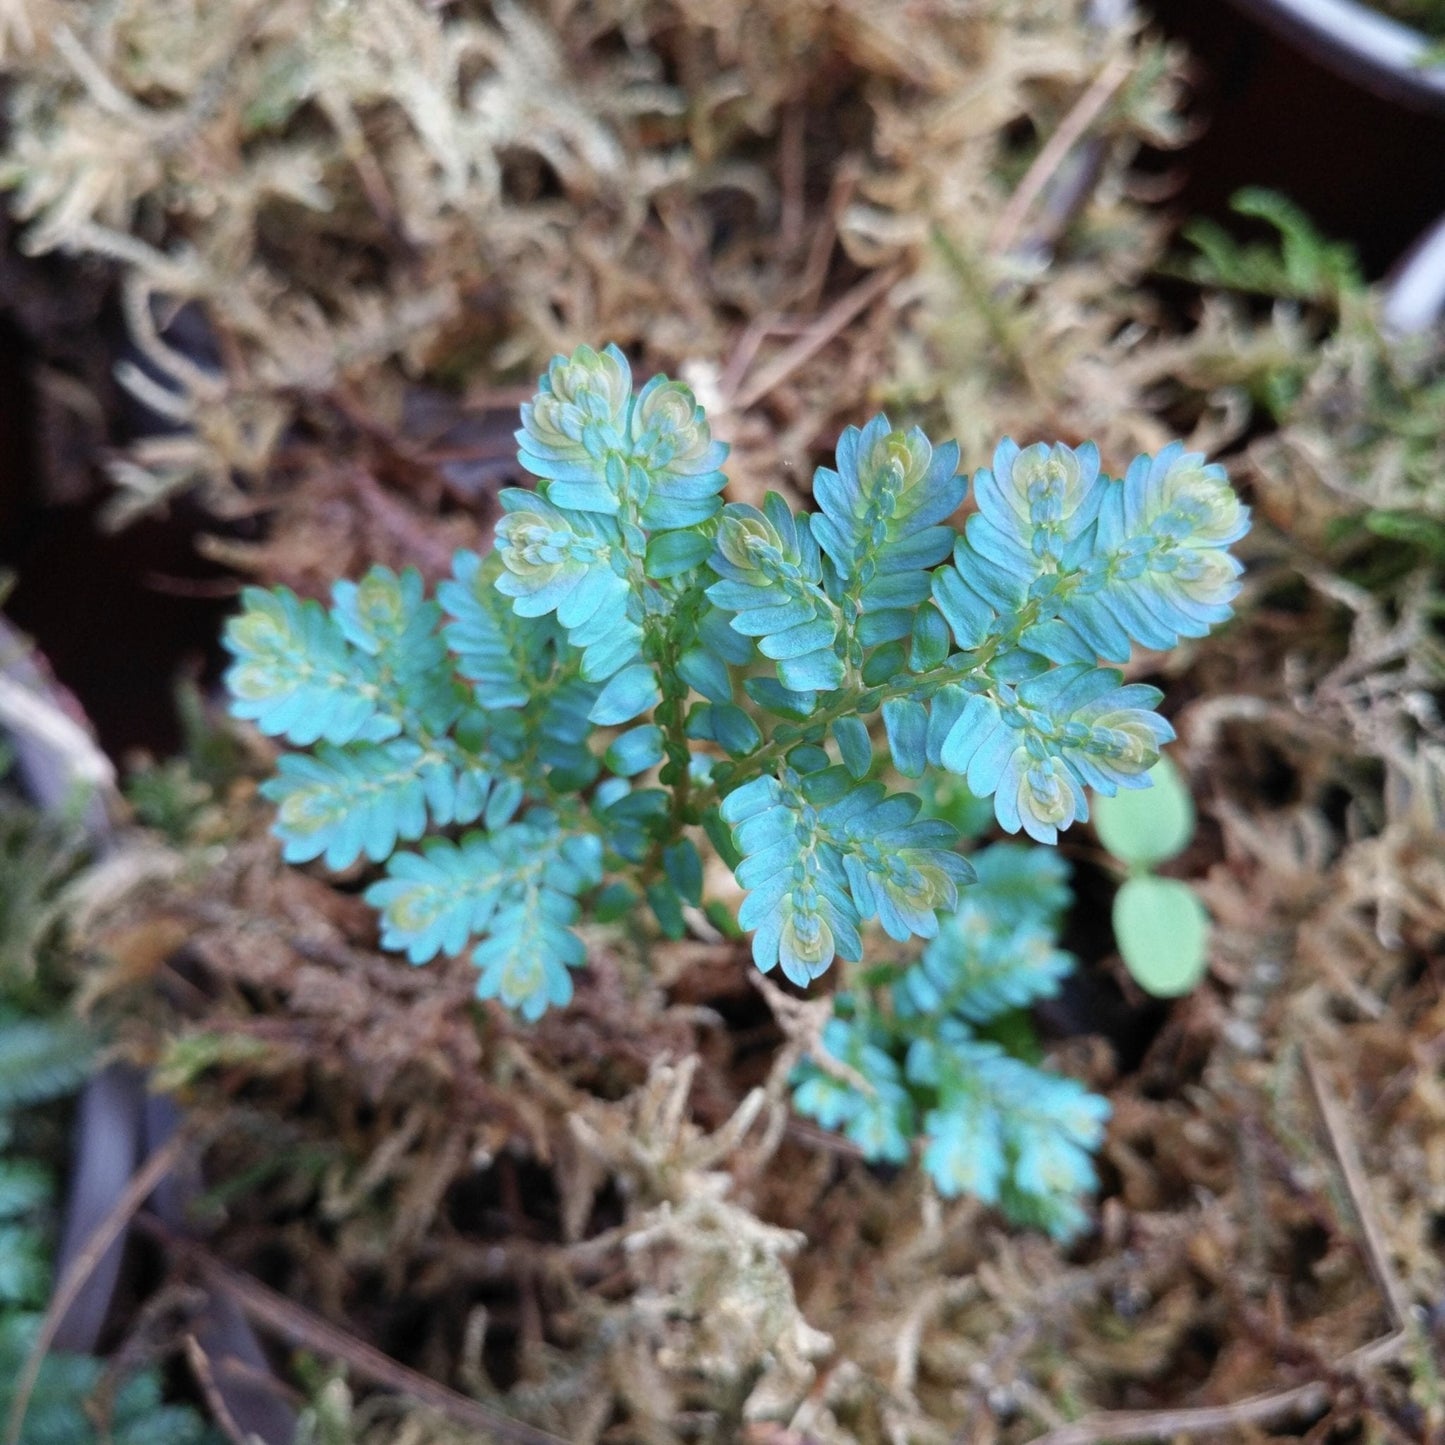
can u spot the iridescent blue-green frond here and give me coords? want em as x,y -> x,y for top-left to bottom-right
367,818 -> 602,1020
473,824 -> 602,1019
830,785 -> 973,942
935,665 -> 1173,842
1104,442 -> 1249,551
439,550 -> 559,709
791,1015 -> 915,1164
365,832 -> 509,962
931,537 -> 1017,654
898,902 -> 1073,1023
972,438 -> 1104,570
723,768 -> 972,981
905,1028 -> 1109,1237
516,344 -> 728,530
1004,1066 -> 1111,1206
516,343 -> 632,509
224,586 -> 388,747
922,1103 -> 1009,1204
722,772 -> 862,985
1059,443 -> 1250,658
938,694 -> 1081,842
493,489 -> 642,680
707,496 -> 844,694
627,374 -> 729,530
812,415 -> 966,645
330,564 -> 462,731
967,842 -> 1071,927
261,739 -> 449,869
331,565 -> 436,660
472,897 -> 587,1022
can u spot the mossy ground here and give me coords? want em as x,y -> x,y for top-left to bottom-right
1,3 -> 1443,1441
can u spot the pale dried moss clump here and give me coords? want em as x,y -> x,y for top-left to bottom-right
12,1 -> 1445,1442
0,0 -> 1193,532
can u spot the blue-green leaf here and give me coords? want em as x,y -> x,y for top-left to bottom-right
367,818 -> 602,1022
707,498 -> 842,694
663,838 -> 703,906
832,716 -> 872,780
606,724 -> 665,777
225,587 -> 386,746
484,775 -> 525,830
645,529 -> 713,579
908,603 -> 951,672
262,740 -> 439,868
881,697 -> 927,778
440,550 -> 554,710
588,662 -> 661,726
493,489 -> 642,680
646,878 -> 687,939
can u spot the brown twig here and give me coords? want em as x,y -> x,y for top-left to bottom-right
183,1334 -> 250,1445
1021,1331 -> 1406,1445
5,1132 -> 189,1445
140,1217 -> 568,1445
731,266 -> 902,412
989,56 -> 1131,256
1301,1047 -> 1410,1327
791,162 -> 859,313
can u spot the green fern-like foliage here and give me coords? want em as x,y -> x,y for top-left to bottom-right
0,1011 -> 94,1112
792,845 -> 1106,1238
0,1316 -> 219,1445
226,342 -> 1249,1233
1172,187 -> 1362,309
0,1010 -> 218,1444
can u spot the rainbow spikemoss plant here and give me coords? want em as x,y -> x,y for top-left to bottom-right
223,342 -> 1248,1232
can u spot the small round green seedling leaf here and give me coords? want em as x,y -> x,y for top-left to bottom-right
1093,754 -> 1195,869
1113,875 -> 1209,997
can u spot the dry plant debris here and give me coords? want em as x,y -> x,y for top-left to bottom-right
3,0 -> 1444,1442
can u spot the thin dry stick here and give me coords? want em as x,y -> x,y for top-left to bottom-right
147,1221 -> 568,1445
791,163 -> 859,314
731,265 -> 902,412
989,55 -> 1132,256
5,1132 -> 188,1445
183,1335 -> 250,1445
1301,1047 -> 1411,1327
1021,1331 -> 1406,1445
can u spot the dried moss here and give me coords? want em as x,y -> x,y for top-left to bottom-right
6,1 -> 1445,1441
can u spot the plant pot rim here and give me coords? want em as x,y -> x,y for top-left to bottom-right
1226,0 -> 1445,112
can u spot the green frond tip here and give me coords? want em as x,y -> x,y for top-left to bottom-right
516,342 -> 728,530
722,768 -> 971,986
223,586 -> 389,747
261,740 -> 485,869
0,1014 -> 93,1110
365,816 -> 602,1021
812,414 -> 967,645
707,493 -> 845,694
493,489 -> 642,681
